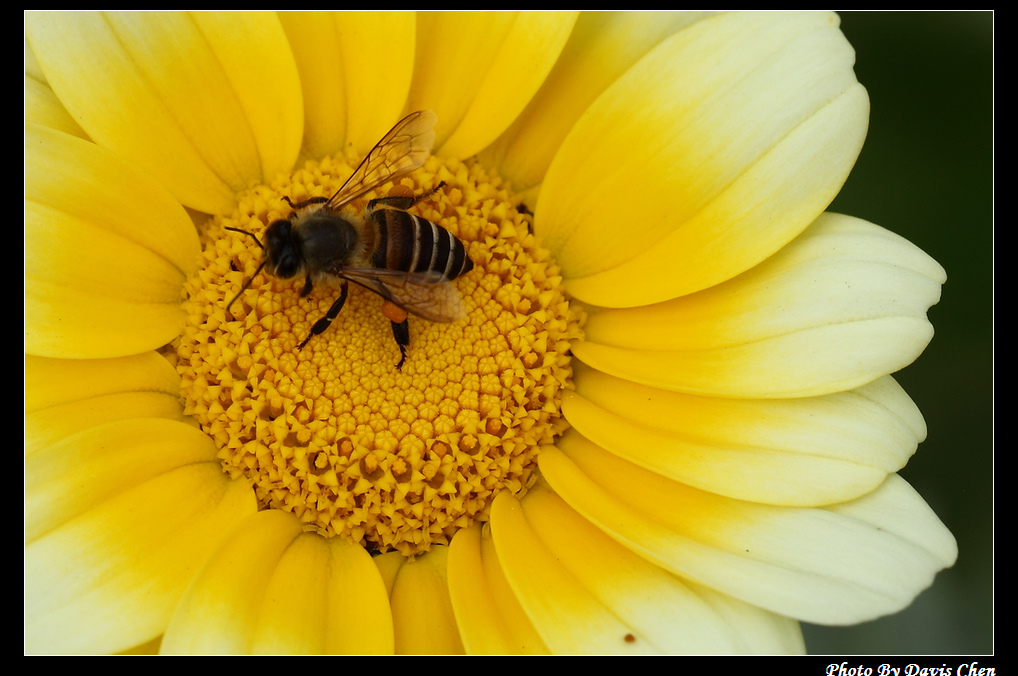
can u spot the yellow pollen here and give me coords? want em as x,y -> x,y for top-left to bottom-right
171,153 -> 583,556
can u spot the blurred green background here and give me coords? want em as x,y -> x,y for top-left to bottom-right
801,11 -> 993,655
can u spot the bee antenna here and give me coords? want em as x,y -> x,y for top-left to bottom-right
226,261 -> 266,318
225,226 -> 265,251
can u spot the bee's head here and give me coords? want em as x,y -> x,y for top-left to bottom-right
264,218 -> 302,279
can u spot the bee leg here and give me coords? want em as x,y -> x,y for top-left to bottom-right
282,195 -> 329,211
410,181 -> 446,207
390,319 -> 410,371
366,182 -> 446,212
300,274 -> 314,297
381,301 -> 411,370
297,281 -> 348,350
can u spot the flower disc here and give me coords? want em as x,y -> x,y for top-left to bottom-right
173,153 -> 583,556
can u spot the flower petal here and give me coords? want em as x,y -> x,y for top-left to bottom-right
24,31 -> 44,81
25,353 -> 188,455
541,435 -> 957,625
384,546 -> 466,654
536,11 -> 868,306
25,419 -> 255,654
278,11 -> 416,160
407,11 -> 578,159
481,11 -> 713,192
574,213 -> 946,398
24,74 -> 88,139
25,125 -> 200,358
566,363 -> 925,505
25,11 -> 302,214
447,523 -> 551,654
161,510 -> 392,654
490,486 -> 804,653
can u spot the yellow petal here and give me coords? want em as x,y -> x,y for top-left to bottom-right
25,420 -> 256,654
490,486 -> 804,653
254,531 -> 393,654
574,213 -> 946,397
25,11 -> 302,214
388,545 -> 465,654
24,74 -> 88,139
160,510 -> 299,654
24,31 -> 44,81
541,436 -> 957,625
536,12 -> 868,306
25,419 -> 246,547
482,11 -> 713,191
161,510 -> 393,654
26,353 -> 188,455
278,11 -> 416,160
25,125 -> 199,358
566,363 -> 925,505
373,550 -> 403,597
408,11 -> 578,159
447,523 -> 550,654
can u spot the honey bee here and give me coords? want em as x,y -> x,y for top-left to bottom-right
226,110 -> 473,369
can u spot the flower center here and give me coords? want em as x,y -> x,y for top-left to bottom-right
171,153 -> 582,556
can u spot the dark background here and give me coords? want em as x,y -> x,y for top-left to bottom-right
801,11 -> 993,656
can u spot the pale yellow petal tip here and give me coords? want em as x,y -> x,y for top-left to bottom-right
26,125 -> 200,359
572,213 -> 945,398
26,426 -> 255,654
538,12 -> 869,305
25,75 -> 89,139
541,436 -> 956,627
488,481 -> 806,653
565,366 -> 926,507
25,11 -> 302,214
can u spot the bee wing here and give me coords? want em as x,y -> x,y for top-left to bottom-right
325,110 -> 438,211
340,267 -> 467,324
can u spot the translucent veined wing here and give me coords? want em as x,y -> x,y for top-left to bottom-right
339,267 -> 467,324
325,110 -> 438,211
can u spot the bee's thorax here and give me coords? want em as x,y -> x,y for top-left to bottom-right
291,215 -> 359,276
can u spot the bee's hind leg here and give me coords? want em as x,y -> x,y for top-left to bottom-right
381,301 -> 411,370
390,319 -> 409,371
282,195 -> 329,211
367,181 -> 446,212
297,281 -> 348,350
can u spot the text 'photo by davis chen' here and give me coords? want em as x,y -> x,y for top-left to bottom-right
26,11 -> 956,654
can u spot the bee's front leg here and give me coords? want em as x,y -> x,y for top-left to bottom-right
300,274 -> 314,297
298,280 -> 348,350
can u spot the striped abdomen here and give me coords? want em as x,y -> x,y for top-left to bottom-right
368,208 -> 474,280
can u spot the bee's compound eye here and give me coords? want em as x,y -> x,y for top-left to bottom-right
265,219 -> 291,249
274,253 -> 302,279
265,219 -> 301,279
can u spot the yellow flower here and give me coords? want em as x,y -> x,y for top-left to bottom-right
25,11 -> 956,654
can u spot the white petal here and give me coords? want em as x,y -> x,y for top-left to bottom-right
541,435 -> 957,625
537,12 -> 868,305
25,420 -> 255,654
574,213 -> 946,398
489,486 -> 804,653
567,363 -> 926,505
